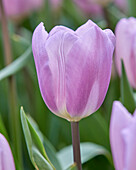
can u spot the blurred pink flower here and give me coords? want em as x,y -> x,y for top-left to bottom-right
32,20 -> 115,121
0,133 -> 15,170
74,0 -> 102,16
114,0 -> 127,11
2,0 -> 43,17
115,17 -> 136,89
50,0 -> 62,9
110,101 -> 136,170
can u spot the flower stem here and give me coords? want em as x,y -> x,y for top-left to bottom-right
71,122 -> 82,170
0,0 -> 22,169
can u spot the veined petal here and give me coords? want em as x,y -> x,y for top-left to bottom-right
110,101 -> 132,170
66,25 -> 114,118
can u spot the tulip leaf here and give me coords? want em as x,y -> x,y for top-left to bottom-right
20,107 -> 55,170
0,46 -> 32,81
66,164 -> 77,170
128,0 -> 136,17
0,115 -> 8,140
27,115 -> 62,170
57,142 -> 112,170
121,61 -> 136,113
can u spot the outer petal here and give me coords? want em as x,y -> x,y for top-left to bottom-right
32,23 -> 58,113
66,25 -> 114,118
32,23 -> 78,120
110,101 -> 133,170
122,114 -> 136,170
115,17 -> 136,88
0,134 -> 15,170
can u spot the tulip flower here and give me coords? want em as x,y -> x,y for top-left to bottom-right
0,133 -> 15,170
115,17 -> 136,89
1,0 -> 43,17
32,20 -> 115,122
110,101 -> 136,170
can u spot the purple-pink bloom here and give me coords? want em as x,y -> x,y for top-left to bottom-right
0,133 -> 15,170
2,0 -> 43,17
110,101 -> 136,170
115,17 -> 136,89
32,20 -> 115,121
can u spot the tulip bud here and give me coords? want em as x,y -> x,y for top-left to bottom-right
115,17 -> 136,89
110,101 -> 136,170
0,133 -> 15,170
32,20 -> 115,122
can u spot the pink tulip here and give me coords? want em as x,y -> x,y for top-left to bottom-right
115,17 -> 136,89
32,20 -> 115,121
73,0 -> 102,16
2,0 -> 43,17
0,133 -> 15,170
110,101 -> 136,170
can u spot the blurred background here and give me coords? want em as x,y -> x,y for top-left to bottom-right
0,0 -> 135,169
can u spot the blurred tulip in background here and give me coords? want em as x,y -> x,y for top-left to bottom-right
115,17 -> 136,89
110,101 -> 136,170
1,0 -> 43,17
32,20 -> 115,122
73,0 -> 102,16
0,133 -> 15,170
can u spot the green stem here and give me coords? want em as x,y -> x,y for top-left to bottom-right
0,0 -> 22,169
71,122 -> 82,170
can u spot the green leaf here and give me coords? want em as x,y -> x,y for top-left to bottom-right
127,0 -> 136,17
32,147 -> 53,170
0,46 -> 32,81
121,61 -> 136,113
20,107 -> 55,170
57,142 -> 112,170
0,115 -> 8,140
66,164 -> 77,170
27,115 -> 62,170
80,111 -> 110,150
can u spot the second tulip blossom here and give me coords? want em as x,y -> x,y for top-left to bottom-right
32,20 -> 115,122
110,101 -> 136,170
115,17 -> 136,88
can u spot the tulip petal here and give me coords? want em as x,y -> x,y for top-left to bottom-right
110,101 -> 132,170
66,25 -> 114,118
45,30 -> 78,118
121,113 -> 136,170
32,23 -> 58,113
75,19 -> 96,37
0,134 -> 15,170
33,23 -> 79,119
